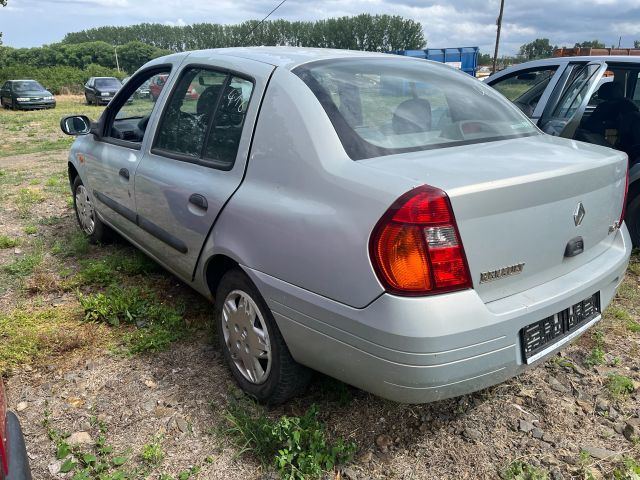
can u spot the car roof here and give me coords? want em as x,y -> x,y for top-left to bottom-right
172,46 -> 409,70
487,55 -> 640,82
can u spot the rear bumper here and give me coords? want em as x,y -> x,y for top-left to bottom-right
245,226 -> 631,403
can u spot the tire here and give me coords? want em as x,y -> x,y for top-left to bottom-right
625,190 -> 640,248
5,412 -> 32,480
72,176 -> 110,244
215,269 -> 312,404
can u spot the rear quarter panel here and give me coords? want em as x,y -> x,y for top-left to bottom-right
200,67 -> 416,308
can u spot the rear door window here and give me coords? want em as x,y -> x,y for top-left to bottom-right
153,68 -> 254,169
490,67 -> 558,117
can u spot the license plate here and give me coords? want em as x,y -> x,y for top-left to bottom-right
521,292 -> 600,363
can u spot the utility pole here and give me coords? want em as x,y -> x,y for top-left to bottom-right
492,0 -> 505,73
114,45 -> 120,72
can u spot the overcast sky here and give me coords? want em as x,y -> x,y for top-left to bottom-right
2,0 -> 640,54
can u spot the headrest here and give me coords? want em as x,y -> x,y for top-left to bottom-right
197,85 -> 222,115
598,82 -> 624,101
392,98 -> 432,134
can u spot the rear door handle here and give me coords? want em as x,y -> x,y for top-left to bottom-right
188,193 -> 208,210
119,168 -> 130,180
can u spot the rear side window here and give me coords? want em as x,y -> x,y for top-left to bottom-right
294,58 -> 538,160
153,68 -> 254,169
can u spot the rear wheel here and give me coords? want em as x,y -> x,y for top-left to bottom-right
625,190 -> 640,248
72,176 -> 109,244
215,269 -> 312,404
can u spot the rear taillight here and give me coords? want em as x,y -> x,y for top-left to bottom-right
370,185 -> 472,296
620,163 -> 629,227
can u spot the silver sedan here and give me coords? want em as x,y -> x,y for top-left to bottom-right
61,47 -> 631,404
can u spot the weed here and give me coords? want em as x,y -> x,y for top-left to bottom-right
0,305 -> 99,374
607,374 -> 635,398
77,260 -> 118,286
38,215 -> 64,226
15,187 -> 45,218
45,176 -> 59,187
627,321 -> 640,333
52,230 -> 90,257
224,399 -> 356,480
23,224 -> 37,235
78,287 -> 186,353
141,440 -> 164,465
606,306 -> 631,322
585,330 -> 606,368
502,461 -> 549,480
77,250 -> 160,286
29,178 -> 40,186
613,457 -> 640,479
0,235 -> 18,249
2,250 -> 43,277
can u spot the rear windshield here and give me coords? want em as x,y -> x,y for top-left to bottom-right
294,58 -> 539,160
95,78 -> 121,88
13,80 -> 45,92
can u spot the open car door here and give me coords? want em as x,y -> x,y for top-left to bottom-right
539,61 -> 608,139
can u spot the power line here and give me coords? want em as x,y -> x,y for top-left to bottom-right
245,0 -> 288,43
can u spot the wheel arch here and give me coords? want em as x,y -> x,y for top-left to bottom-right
204,254 -> 241,299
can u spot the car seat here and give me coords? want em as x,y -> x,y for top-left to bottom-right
392,98 -> 432,134
583,82 -> 638,140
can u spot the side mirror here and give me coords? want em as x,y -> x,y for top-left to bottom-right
60,115 -> 92,136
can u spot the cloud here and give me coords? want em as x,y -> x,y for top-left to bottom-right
2,0 -> 640,53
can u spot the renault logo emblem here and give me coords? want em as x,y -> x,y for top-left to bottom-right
574,202 -> 585,226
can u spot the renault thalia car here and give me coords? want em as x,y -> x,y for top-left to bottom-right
60,48 -> 631,404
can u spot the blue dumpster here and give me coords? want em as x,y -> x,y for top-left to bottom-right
389,47 -> 479,76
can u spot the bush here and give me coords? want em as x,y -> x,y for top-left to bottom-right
0,64 -> 125,94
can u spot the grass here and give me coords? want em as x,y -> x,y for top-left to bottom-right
0,305 -> 106,374
77,249 -> 161,286
502,461 -> 549,480
613,457 -> 640,479
585,330 -> 606,367
2,249 -> 43,278
607,374 -> 635,398
23,224 -> 37,235
0,235 -> 19,249
78,286 -> 187,354
51,230 -> 91,257
0,96 -> 105,158
141,440 -> 164,465
15,187 -> 46,218
223,399 -> 356,480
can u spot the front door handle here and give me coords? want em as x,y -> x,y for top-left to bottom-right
119,168 -> 130,180
188,193 -> 208,210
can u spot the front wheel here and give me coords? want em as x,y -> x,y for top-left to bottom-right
215,269 -> 312,404
626,190 -> 640,248
72,176 -> 110,244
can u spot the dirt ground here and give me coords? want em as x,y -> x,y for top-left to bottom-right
1,150 -> 639,480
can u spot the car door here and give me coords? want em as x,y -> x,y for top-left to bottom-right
82,66 -> 174,236
84,78 -> 94,102
538,61 -> 608,139
133,55 -> 274,280
488,65 -> 563,121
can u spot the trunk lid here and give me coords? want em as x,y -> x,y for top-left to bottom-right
360,134 -> 627,303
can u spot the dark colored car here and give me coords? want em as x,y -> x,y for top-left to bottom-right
0,383 -> 32,479
84,77 -> 122,106
0,80 -> 56,110
486,56 -> 640,246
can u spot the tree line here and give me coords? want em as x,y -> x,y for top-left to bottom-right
61,15 -> 425,53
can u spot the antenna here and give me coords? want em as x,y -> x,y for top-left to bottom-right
244,0 -> 288,45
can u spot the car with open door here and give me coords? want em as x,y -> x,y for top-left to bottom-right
486,57 -> 640,245
60,48 -> 630,404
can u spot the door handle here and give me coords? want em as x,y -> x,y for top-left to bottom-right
188,193 -> 208,210
119,168 -> 130,180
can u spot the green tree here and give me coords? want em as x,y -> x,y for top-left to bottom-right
635,40 -> 640,48
574,40 -> 605,48
0,0 -> 6,46
519,38 -> 556,60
